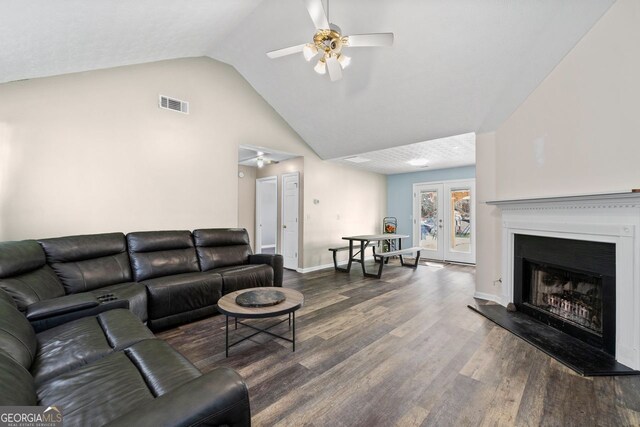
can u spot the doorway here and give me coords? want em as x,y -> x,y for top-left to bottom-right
281,172 -> 299,270
255,176 -> 278,254
413,179 -> 475,263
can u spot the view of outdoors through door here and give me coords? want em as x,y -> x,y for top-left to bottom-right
419,190 -> 439,251
414,179 -> 475,264
450,189 -> 471,253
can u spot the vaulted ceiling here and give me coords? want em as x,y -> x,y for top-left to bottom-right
1,1 -> 614,159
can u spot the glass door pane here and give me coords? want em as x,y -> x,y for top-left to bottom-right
414,184 -> 444,260
444,181 -> 475,264
420,190 -> 438,251
450,189 -> 471,253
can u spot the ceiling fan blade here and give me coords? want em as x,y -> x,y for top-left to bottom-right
326,56 -> 342,82
266,44 -> 307,59
345,33 -> 394,47
303,0 -> 329,30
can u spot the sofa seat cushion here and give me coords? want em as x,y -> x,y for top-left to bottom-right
214,264 -> 274,294
31,309 -> 154,385
37,351 -> 155,427
123,340 -> 201,397
90,282 -> 148,322
142,272 -> 222,321
37,340 -> 202,427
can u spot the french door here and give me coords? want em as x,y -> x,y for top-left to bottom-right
413,179 -> 475,264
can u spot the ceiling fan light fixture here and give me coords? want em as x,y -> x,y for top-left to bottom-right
303,43 -> 318,61
337,53 -> 351,69
256,157 -> 265,168
314,57 -> 327,75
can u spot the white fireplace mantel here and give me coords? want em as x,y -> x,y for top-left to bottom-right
488,191 -> 640,370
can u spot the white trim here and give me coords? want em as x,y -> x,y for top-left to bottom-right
494,194 -> 640,370
281,172 -> 300,269
297,256 -> 376,274
473,291 -> 502,304
260,244 -> 276,249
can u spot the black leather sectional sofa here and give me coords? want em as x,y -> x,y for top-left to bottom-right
1,228 -> 283,331
0,228 -> 283,426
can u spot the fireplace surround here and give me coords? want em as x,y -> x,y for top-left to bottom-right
487,192 -> 640,371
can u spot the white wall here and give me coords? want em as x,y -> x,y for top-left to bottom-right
495,0 -> 640,199
476,0 -> 640,298
475,132 -> 502,299
0,56 -> 387,269
237,165 -> 256,251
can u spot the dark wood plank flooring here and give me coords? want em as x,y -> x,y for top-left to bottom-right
157,261 -> 640,426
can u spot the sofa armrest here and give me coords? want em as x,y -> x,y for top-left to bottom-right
249,254 -> 284,287
27,294 -> 129,332
26,293 -> 99,320
105,367 -> 251,427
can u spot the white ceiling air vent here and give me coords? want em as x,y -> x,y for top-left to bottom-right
159,95 -> 189,114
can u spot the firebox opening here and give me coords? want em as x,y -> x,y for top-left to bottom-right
524,260 -> 603,335
513,234 -> 616,356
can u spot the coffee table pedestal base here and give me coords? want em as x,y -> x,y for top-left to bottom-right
225,312 -> 295,357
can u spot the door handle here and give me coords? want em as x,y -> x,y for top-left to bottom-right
283,225 -> 287,228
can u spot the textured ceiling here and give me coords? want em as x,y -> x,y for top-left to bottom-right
331,132 -> 475,175
1,1 -> 614,161
0,0 -> 262,83
210,0 -> 614,159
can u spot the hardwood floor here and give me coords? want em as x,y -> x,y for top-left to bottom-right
157,261 -> 640,426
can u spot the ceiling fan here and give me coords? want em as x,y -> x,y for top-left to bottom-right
266,0 -> 394,82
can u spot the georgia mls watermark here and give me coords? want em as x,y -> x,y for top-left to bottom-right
0,406 -> 62,427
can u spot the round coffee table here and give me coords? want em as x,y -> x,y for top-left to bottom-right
217,287 -> 304,357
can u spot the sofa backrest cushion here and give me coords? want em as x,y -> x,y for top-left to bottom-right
0,241 -> 65,310
0,349 -> 37,406
193,229 -> 252,271
0,293 -> 37,370
38,233 -> 133,294
127,231 -> 199,281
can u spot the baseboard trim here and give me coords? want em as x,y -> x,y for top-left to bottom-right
473,291 -> 503,305
297,256 -> 375,274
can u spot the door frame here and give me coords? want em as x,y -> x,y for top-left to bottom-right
281,172 -> 300,270
255,176 -> 278,254
412,178 -> 476,264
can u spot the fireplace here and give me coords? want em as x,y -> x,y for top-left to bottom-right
513,234 -> 616,355
486,191 -> 640,371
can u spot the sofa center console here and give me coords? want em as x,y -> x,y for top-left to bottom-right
26,293 -> 130,332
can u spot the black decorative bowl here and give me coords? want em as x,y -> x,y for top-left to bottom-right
236,289 -> 286,308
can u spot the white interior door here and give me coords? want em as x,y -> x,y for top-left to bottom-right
413,183 -> 445,260
255,176 -> 278,254
281,172 -> 299,270
413,179 -> 476,264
